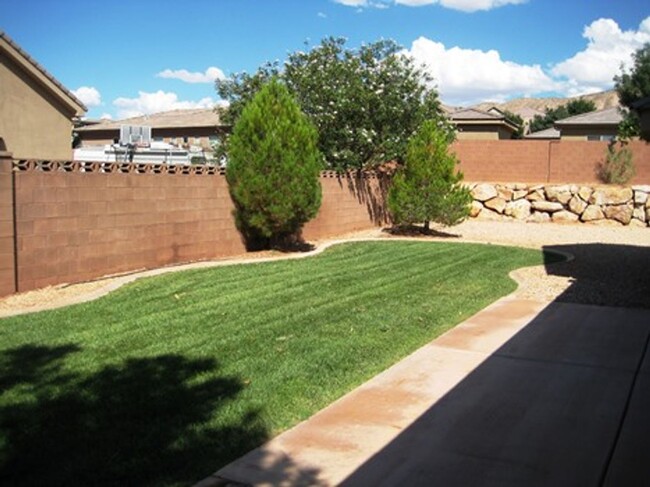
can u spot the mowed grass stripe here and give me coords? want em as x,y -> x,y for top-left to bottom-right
0,241 -> 549,487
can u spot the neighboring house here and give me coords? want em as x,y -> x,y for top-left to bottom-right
75,109 -> 228,153
553,107 -> 623,141
524,127 -> 560,140
449,108 -> 519,140
632,96 -> 650,140
0,31 -> 86,159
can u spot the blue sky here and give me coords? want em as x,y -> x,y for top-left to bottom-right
2,0 -> 649,119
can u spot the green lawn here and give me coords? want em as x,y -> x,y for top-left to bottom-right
0,241 -> 552,486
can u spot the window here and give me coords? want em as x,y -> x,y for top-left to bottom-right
587,134 -> 615,142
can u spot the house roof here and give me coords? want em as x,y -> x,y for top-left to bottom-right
524,127 -> 560,139
0,30 -> 86,115
449,108 -> 503,121
76,108 -> 224,132
449,107 -> 519,132
554,107 -> 623,127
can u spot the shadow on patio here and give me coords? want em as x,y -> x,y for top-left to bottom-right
338,243 -> 650,486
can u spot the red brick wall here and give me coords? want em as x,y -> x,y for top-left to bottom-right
0,153 -> 16,296
453,140 -> 650,184
303,173 -> 389,240
0,164 -> 389,295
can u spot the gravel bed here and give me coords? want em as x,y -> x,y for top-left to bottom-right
0,220 -> 648,317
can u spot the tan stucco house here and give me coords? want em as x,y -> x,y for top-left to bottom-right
75,108 -> 228,153
0,31 -> 86,159
449,108 -> 519,140
554,107 -> 623,141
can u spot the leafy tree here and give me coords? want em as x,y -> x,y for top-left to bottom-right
528,98 -> 597,133
388,120 -> 471,232
226,79 -> 322,249
216,37 -> 450,170
615,43 -> 650,141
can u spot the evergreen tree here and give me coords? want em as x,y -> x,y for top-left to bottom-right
226,79 -> 323,249
615,43 -> 650,141
388,120 -> 471,231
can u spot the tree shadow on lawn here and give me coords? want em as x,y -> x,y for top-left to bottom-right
0,344 -> 321,486
382,225 -> 461,239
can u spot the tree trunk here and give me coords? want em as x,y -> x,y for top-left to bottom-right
423,220 -> 430,232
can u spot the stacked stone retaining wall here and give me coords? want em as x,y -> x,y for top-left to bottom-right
469,182 -> 650,227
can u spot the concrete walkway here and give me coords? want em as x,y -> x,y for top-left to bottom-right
200,296 -> 650,486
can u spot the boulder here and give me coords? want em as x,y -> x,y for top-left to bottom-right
469,200 -> 483,218
633,206 -> 646,223
589,187 -> 633,206
512,189 -> 528,200
569,185 -> 579,195
484,197 -> 507,214
475,207 -> 503,221
545,185 -> 573,204
552,210 -> 579,223
512,183 -> 528,190
647,207 -> 650,221
581,205 -> 605,222
629,218 -> 647,228
578,186 -> 593,202
526,189 -> 546,202
603,204 -> 633,225
527,211 -> 551,223
588,219 -> 623,227
568,196 -> 588,216
471,183 -> 498,202
632,185 -> 650,193
531,201 -> 564,213
505,199 -> 532,220
634,190 -> 648,205
497,187 -> 514,201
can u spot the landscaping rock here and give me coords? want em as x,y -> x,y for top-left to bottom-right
526,189 -> 546,202
469,200 -> 483,218
471,184 -> 498,202
545,185 -> 573,204
589,187 -> 633,206
632,185 -> 650,193
581,205 -> 605,222
569,185 -> 579,195
634,190 -> 648,205
527,211 -> 551,223
603,204 -> 633,225
578,186 -> 593,202
484,197 -> 507,214
512,189 -> 528,200
647,207 -> 650,221
552,210 -> 579,223
497,187 -> 513,201
512,183 -> 528,190
629,218 -> 648,228
568,196 -> 588,216
505,199 -> 532,220
588,218 -> 623,227
475,207 -> 502,221
531,201 -> 564,213
633,206 -> 646,223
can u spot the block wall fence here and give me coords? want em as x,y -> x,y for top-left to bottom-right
0,152 -> 389,296
0,139 -> 648,297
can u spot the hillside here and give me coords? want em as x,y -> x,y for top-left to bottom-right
471,90 -> 620,122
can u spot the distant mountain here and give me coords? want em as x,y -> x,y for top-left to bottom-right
470,90 -> 620,123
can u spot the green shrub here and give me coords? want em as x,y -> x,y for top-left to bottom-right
598,142 -> 636,184
226,79 -> 323,249
388,120 -> 471,231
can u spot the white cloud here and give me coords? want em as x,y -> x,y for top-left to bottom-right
406,37 -> 558,105
334,0 -> 525,12
551,17 -> 650,92
113,91 -> 215,119
318,11 -> 327,17
99,113 -> 113,120
156,66 -> 225,84
72,86 -> 102,107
